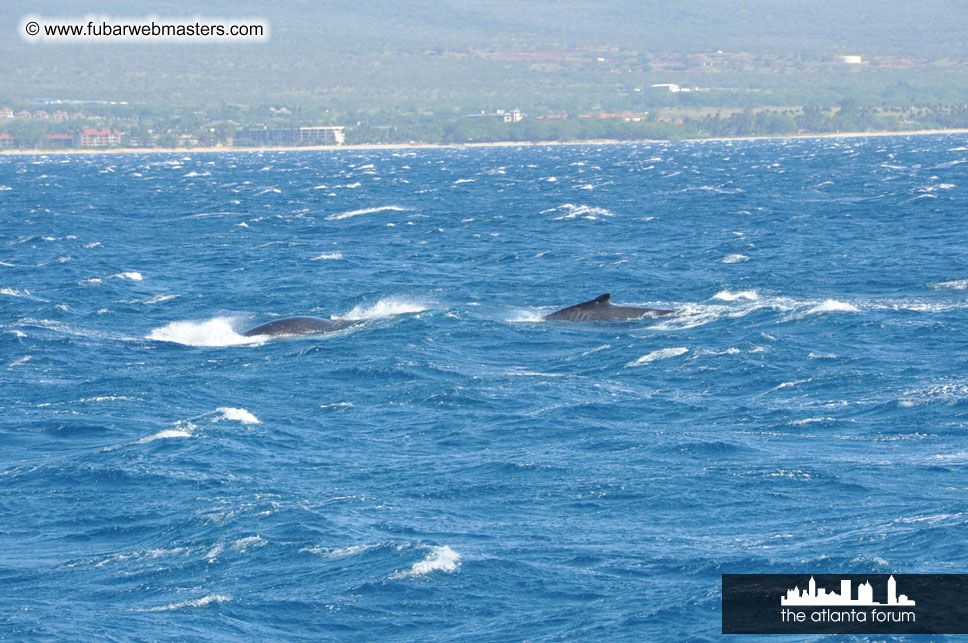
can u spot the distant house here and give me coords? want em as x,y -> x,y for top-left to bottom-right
0,133 -> 16,148
838,55 -> 863,65
579,113 -> 646,122
177,133 -> 200,147
650,83 -> 686,93
0,107 -> 13,119
72,112 -> 86,119
78,128 -> 122,147
52,110 -> 69,120
47,133 -> 74,148
468,109 -> 525,123
34,110 -> 49,119
16,110 -> 32,119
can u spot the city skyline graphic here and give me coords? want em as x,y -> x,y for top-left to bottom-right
781,576 -> 916,607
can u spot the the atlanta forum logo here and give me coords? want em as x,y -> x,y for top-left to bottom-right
780,575 -> 915,624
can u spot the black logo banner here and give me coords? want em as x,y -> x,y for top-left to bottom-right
723,574 -> 968,634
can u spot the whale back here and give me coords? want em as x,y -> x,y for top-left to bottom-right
543,293 -> 675,322
242,316 -> 337,337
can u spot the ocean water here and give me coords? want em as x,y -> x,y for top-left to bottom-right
1,136 -> 967,641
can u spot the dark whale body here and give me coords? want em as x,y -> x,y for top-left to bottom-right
543,293 -> 675,322
242,316 -> 340,337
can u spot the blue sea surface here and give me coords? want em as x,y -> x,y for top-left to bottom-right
1,136 -> 967,641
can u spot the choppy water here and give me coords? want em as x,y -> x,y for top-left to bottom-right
2,136 -> 967,641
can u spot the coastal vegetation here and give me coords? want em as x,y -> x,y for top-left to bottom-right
1,0 -> 966,148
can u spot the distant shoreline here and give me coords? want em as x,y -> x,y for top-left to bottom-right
2,128 -> 967,156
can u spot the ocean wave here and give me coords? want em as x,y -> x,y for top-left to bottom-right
146,317 -> 261,347
310,252 -> 343,260
334,296 -> 428,321
232,535 -> 267,552
721,254 -> 749,263
301,543 -> 379,558
626,347 -> 688,366
804,299 -> 860,314
325,205 -> 408,221
142,593 -> 231,612
543,203 -> 615,220
214,407 -> 260,424
711,289 -> 758,301
931,279 -> 968,290
137,425 -> 195,444
390,545 -> 461,579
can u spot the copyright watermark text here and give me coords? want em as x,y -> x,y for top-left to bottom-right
21,14 -> 269,43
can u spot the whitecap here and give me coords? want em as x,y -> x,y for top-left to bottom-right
137,427 -> 194,444
214,407 -> 260,425
626,347 -> 688,366
301,543 -> 377,557
546,203 -> 615,220
390,545 -> 461,579
334,296 -> 428,321
112,271 -> 143,281
712,290 -> 758,301
721,254 -> 749,263
232,535 -> 266,552
142,594 -> 231,612
805,299 -> 859,314
147,317 -> 260,347
325,205 -> 408,221
310,252 -> 342,261
931,279 -> 968,290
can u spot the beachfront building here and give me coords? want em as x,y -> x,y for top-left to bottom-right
78,128 -> 122,147
0,134 -> 17,148
234,125 -> 346,147
298,126 -> 346,145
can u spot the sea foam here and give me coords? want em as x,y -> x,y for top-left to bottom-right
334,296 -> 428,321
626,347 -> 689,366
147,317 -> 260,347
390,545 -> 461,579
325,205 -> 408,221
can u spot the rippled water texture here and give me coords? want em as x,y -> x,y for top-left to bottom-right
2,136 -> 967,640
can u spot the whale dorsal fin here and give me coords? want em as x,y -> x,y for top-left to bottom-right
593,293 -> 611,304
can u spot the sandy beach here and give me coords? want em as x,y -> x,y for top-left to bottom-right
1,128 -> 967,156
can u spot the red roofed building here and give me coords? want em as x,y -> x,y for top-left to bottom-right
34,110 -> 49,119
78,128 -> 122,147
0,107 -> 13,119
0,133 -> 16,148
52,110 -> 69,120
16,110 -> 32,119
